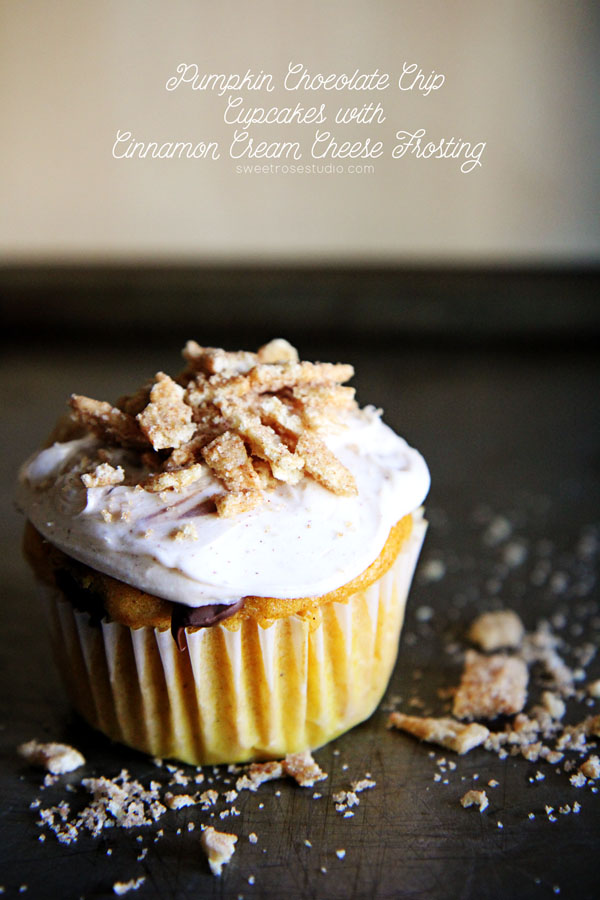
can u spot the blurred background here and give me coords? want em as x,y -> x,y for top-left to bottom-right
1,0 -> 599,265
1,0 -> 599,348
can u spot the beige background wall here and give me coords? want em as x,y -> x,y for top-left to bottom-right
1,0 -> 598,264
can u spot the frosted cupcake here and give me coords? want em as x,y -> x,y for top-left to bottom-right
18,339 -> 429,765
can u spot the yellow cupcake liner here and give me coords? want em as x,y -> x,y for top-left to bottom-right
40,513 -> 427,765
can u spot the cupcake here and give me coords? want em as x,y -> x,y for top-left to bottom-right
18,339 -> 429,765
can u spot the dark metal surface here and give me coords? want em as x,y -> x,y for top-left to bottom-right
1,337 -> 599,899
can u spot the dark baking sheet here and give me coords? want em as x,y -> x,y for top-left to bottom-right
1,336 -> 599,899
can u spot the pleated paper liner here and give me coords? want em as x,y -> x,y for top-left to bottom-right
41,514 -> 427,766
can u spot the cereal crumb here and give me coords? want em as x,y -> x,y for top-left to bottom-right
388,712 -> 489,754
82,462 -> 125,488
350,777 -> 376,793
460,790 -> 489,812
18,740 -> 85,775
579,756 -> 600,780
453,651 -> 528,720
587,680 -> 600,698
468,611 -> 524,651
420,559 -> 446,583
541,691 -> 566,720
283,751 -> 327,787
236,761 -> 283,792
249,833 -> 258,844
113,878 -> 145,895
569,772 -> 587,788
164,792 -> 196,810
201,826 -> 238,876
336,849 -> 346,859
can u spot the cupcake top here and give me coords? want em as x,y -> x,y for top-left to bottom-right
18,339 -> 430,607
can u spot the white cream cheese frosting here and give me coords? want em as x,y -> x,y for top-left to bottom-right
18,407 -> 429,607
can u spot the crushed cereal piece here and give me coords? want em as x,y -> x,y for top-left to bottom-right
541,691 -> 566,720
113,877 -> 145,895
257,338 -> 299,364
170,523 -> 198,541
283,751 -> 328,787
184,342 -> 258,376
18,740 -> 85,775
226,411 -> 304,485
388,712 -> 490,754
137,373 -> 196,450
336,849 -> 346,860
460,790 -> 489,812
468,611 -> 525,651
199,790 -> 219,808
350,778 -> 376,793
201,826 -> 238,876
143,464 -> 206,493
236,761 -> 283,792
569,772 -> 587,788
164,793 -> 197,809
215,489 -> 263,518
587,680 -> 600,699
202,431 -> 261,493
295,431 -> 357,496
81,463 -> 124,488
453,651 -> 528,720
579,756 -> 600,780
249,833 -> 258,844
70,395 -> 146,448
66,340 -> 361,518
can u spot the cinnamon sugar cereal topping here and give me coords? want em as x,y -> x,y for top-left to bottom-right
452,650 -> 528,720
68,339 -> 358,516
387,712 -> 490,754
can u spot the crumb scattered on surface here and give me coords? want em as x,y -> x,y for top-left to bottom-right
283,751 -> 327,787
18,740 -> 85,775
113,877 -> 145,895
468,610 -> 525,652
388,712 -> 489,754
588,680 -> 600,699
201,826 -> 238,876
460,790 -> 489,812
236,761 -> 283,792
453,651 -> 528,720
